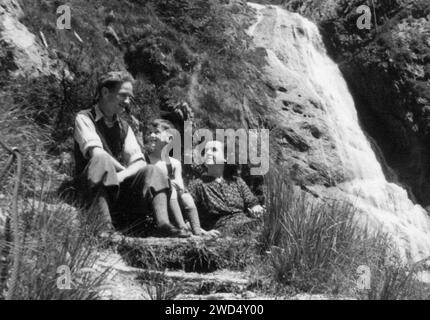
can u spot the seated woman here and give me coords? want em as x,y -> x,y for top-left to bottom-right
188,140 -> 264,234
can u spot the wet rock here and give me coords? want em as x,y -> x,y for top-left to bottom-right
301,123 -> 322,138
274,126 -> 310,152
0,0 -> 68,79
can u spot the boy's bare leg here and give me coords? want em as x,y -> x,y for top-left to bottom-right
151,190 -> 190,238
151,190 -> 170,226
168,189 -> 188,229
180,193 -> 202,235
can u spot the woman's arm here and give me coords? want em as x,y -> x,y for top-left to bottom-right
237,177 -> 264,217
237,177 -> 259,208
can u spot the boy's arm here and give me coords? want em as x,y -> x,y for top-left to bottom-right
171,158 -> 185,192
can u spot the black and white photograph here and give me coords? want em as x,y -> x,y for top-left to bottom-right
0,0 -> 430,305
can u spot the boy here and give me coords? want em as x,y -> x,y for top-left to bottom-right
144,119 -> 219,237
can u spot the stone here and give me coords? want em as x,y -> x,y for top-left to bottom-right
0,0 -> 67,79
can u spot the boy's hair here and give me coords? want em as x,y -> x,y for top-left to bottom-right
150,118 -> 176,132
142,118 -> 176,147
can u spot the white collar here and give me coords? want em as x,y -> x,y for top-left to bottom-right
94,104 -> 119,123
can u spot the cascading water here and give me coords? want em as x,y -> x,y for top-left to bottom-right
247,3 -> 430,261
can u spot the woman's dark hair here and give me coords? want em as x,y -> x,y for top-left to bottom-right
223,163 -> 240,181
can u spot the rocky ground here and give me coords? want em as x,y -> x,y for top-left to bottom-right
91,235 -> 351,300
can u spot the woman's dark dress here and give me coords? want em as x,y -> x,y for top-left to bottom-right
188,175 -> 259,232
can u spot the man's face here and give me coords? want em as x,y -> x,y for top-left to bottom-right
103,81 -> 134,114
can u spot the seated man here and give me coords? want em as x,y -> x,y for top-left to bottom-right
73,71 -> 186,237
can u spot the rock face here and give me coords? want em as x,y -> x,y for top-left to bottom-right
247,3 -> 430,261
0,0 -> 63,78
268,0 -> 430,207
248,6 -> 345,187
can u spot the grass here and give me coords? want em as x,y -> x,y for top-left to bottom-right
138,271 -> 182,300
261,165 -> 430,299
118,234 -> 259,274
0,74 -> 113,299
0,177 -> 114,300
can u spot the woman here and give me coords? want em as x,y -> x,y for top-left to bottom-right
188,140 -> 264,234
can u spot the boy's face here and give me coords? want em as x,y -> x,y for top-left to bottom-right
147,126 -> 172,153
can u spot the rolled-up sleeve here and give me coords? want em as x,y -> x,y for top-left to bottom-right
74,113 -> 103,158
123,126 -> 145,166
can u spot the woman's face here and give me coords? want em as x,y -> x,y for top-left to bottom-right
204,141 -> 225,165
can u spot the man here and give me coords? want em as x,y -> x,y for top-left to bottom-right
73,71 -> 187,237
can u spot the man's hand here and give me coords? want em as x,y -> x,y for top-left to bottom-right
90,147 -> 125,172
116,170 -> 127,184
247,205 -> 264,218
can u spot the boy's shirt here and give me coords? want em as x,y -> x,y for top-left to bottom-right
148,156 -> 185,196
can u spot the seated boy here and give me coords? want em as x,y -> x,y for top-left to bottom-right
144,119 -> 220,237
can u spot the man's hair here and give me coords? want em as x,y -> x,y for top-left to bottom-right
95,71 -> 134,101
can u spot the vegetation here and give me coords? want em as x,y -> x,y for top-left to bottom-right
1,0 -> 429,299
0,74 -> 114,299
260,165 -> 430,299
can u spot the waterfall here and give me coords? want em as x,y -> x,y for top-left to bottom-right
247,3 -> 430,261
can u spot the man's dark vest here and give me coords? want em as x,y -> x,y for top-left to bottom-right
74,108 -> 129,176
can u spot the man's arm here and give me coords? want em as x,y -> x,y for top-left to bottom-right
89,147 -> 126,172
75,113 -> 125,171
